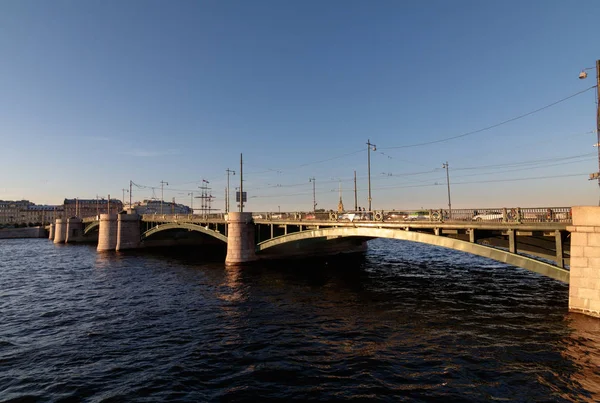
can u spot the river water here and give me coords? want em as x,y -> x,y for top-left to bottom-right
1,238 -> 600,402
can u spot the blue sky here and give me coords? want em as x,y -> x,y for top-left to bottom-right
1,0 -> 599,212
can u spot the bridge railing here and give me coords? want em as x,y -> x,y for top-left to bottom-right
135,208 -> 572,224
251,207 -> 572,224
142,213 -> 227,222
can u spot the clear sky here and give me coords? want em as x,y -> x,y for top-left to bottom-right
1,0 -> 599,212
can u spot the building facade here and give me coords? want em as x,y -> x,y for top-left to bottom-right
0,200 -> 63,226
132,199 -> 192,215
63,198 -> 123,218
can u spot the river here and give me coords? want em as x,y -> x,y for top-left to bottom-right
1,238 -> 600,402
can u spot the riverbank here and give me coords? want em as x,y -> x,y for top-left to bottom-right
0,226 -> 47,239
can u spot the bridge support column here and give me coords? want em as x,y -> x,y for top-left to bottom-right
48,223 -> 55,240
468,228 -> 477,243
555,230 -> 565,269
225,212 -> 257,266
65,217 -> 84,243
116,211 -> 141,251
508,229 -> 517,254
53,219 -> 67,244
568,206 -> 600,318
97,214 -> 118,251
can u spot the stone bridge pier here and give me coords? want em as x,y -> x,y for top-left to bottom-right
568,206 -> 600,318
116,211 -> 141,251
225,212 -> 257,266
97,214 -> 118,251
65,217 -> 84,243
53,219 -> 67,244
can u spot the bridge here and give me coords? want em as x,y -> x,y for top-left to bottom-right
47,205 -> 600,318
66,206 -> 571,278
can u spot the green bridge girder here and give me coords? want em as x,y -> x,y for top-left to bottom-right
256,227 -> 570,283
84,221 -> 99,235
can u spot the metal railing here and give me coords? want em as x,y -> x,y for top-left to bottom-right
249,207 -> 572,224
80,207 -> 572,225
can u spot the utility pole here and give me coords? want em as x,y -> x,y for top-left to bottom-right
226,168 -> 235,213
188,192 -> 194,214
442,162 -> 452,217
240,153 -> 244,213
309,177 -> 316,212
199,180 -> 212,216
122,188 -> 128,209
597,59 -> 600,202
367,139 -> 376,211
160,180 -> 168,214
96,195 -> 99,217
107,194 -> 110,215
580,59 -> 600,205
353,170 -> 357,211
129,180 -> 132,209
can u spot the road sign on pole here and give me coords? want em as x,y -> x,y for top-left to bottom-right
236,191 -> 247,203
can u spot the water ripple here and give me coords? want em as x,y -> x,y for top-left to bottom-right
0,238 -> 599,402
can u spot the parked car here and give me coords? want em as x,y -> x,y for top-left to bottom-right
384,211 -> 408,221
472,211 -> 503,221
406,211 -> 429,221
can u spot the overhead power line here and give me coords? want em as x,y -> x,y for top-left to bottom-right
382,86 -> 597,149
245,149 -> 365,175
453,152 -> 596,171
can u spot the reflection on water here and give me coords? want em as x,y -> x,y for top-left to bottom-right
562,313 -> 600,400
1,238 -> 600,402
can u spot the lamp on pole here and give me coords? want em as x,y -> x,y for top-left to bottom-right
309,177 -> 317,212
160,180 -> 168,214
442,162 -> 452,217
366,139 -> 376,211
226,168 -> 235,213
579,60 -> 600,205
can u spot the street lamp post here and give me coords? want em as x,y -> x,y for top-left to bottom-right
367,139 -> 376,211
442,162 -> 452,218
309,177 -> 316,212
188,192 -> 194,214
579,60 -> 600,205
122,188 -> 129,209
226,168 -> 235,213
160,180 -> 168,214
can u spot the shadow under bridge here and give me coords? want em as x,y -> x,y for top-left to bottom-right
255,226 -> 570,283
141,222 -> 228,244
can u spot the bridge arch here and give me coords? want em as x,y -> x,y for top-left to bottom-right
141,222 -> 228,243
257,227 -> 569,283
84,221 -> 99,235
